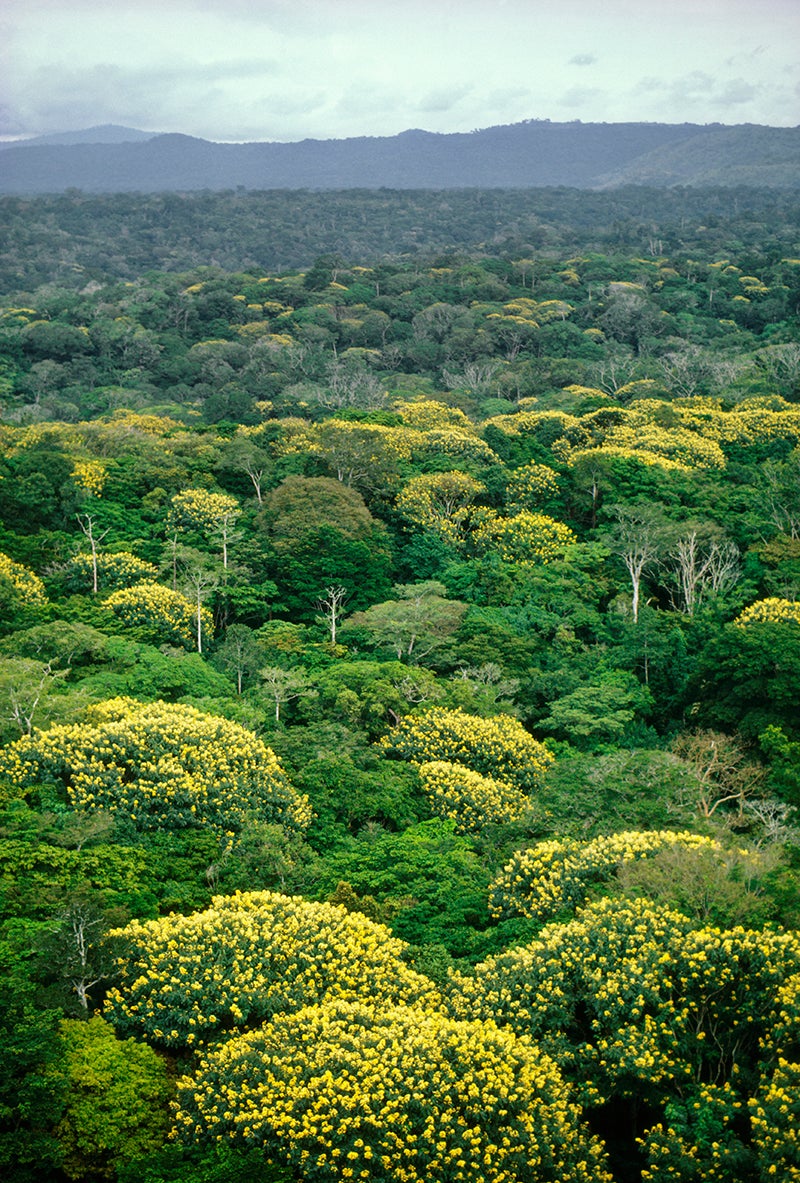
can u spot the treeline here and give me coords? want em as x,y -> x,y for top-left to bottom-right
1,185 -> 799,289
0,223 -> 799,1183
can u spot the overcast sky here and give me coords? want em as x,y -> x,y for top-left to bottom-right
2,0 -> 799,142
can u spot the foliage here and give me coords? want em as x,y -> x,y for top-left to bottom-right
62,551 -> 158,592
474,511 -> 577,565
0,942 -> 64,1182
1,214 -> 800,1182
0,697 -> 309,836
734,596 -> 800,626
172,999 -> 612,1183
104,581 -> 214,649
488,830 -> 723,921
537,671 -> 653,748
104,890 -> 438,1048
344,582 -> 466,663
381,706 -> 554,790
0,553 -> 48,607
419,759 -> 531,833
55,1016 -> 171,1179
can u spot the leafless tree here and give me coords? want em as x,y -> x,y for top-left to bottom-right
76,512 -> 109,594
316,585 -> 349,648
608,505 -> 665,623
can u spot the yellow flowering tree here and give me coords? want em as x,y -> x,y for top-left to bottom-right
392,398 -> 475,432
638,962 -> 800,1183
104,891 -> 437,1048
63,551 -> 157,593
734,597 -> 800,627
747,1059 -> 800,1178
396,471 -> 486,546
473,511 -> 577,565
0,698 -> 309,837
172,999 -> 612,1183
0,552 -> 47,607
272,418 -> 406,491
488,830 -> 722,922
600,422 -> 726,470
418,759 -> 531,833
506,461 -> 561,512
169,488 -> 241,569
450,896 -> 800,1176
70,459 -> 107,497
381,706 -> 554,791
103,581 -> 213,650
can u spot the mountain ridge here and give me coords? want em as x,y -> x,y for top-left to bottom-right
0,119 -> 798,193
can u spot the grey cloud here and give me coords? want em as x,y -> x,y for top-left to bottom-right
558,86 -> 605,108
668,71 -> 716,102
712,78 -> 758,106
486,87 -> 532,105
569,54 -> 597,67
633,76 -> 666,94
0,104 -> 28,137
336,84 -> 399,117
3,56 -> 286,138
725,44 -> 767,67
417,85 -> 473,114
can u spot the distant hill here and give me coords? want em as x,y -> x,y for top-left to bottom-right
0,120 -> 797,193
596,124 -> 800,188
0,124 -> 157,151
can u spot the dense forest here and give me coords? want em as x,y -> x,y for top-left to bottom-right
1,187 -> 800,1183
2,186 -> 800,289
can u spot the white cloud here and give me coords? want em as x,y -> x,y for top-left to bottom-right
1,0 -> 798,139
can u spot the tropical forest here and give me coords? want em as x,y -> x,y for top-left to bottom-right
1,185 -> 800,1183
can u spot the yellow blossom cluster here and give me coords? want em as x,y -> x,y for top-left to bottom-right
102,410 -> 180,436
273,418 -> 416,465
171,999 -> 612,1183
66,551 -> 157,592
631,397 -> 800,450
396,472 -> 486,546
506,462 -> 560,511
748,1059 -> 800,1182
381,707 -> 554,791
392,398 -> 476,432
567,445 -> 690,473
474,511 -> 577,565
418,760 -> 531,833
450,897 -> 800,1111
734,597 -> 800,627
103,581 -> 213,648
566,422 -> 726,471
482,396 -> 800,474
71,459 -> 108,496
0,552 -> 48,606
481,410 -> 580,442
380,399 -> 500,461
489,830 -> 720,921
416,429 -> 500,463
169,488 -> 240,532
105,892 -> 437,1048
0,698 -> 309,836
